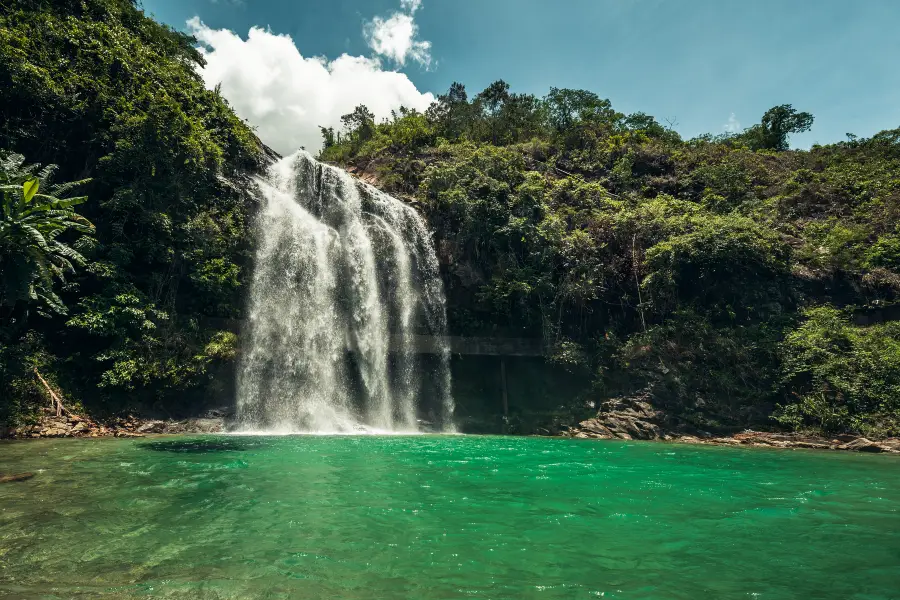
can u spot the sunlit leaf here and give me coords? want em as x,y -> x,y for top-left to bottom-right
23,177 -> 39,202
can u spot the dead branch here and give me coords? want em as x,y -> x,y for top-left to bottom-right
34,368 -> 73,417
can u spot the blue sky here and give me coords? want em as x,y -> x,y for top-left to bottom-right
142,0 -> 900,153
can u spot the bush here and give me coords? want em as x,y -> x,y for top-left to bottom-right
777,307 -> 900,436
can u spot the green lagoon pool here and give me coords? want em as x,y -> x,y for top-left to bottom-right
1,435 -> 898,599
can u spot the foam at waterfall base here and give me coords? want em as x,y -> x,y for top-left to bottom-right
228,419 -> 439,436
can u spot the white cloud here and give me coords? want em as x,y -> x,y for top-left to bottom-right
723,113 -> 742,134
187,18 -> 435,154
400,0 -> 423,13
364,2 -> 432,67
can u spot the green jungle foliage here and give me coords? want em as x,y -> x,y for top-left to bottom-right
1,153 -> 94,316
1,1 -> 898,437
0,0 -> 264,423
320,81 -> 900,436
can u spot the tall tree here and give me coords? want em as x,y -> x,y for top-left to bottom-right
319,126 -> 337,149
744,104 -> 814,151
473,81 -> 513,145
427,82 -> 470,140
341,105 -> 376,140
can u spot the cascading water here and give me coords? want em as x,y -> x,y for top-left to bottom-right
235,151 -> 453,433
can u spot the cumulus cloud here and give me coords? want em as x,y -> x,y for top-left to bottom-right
187,18 -> 435,154
400,0 -> 423,13
365,1 -> 432,67
723,113 -> 742,134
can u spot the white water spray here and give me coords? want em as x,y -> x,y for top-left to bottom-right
236,152 -> 453,433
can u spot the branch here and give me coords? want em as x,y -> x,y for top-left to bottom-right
33,368 -> 73,417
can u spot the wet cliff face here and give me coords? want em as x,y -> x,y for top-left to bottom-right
451,356 -> 592,435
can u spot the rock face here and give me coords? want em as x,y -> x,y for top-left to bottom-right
565,391 -> 670,441
575,399 -> 664,440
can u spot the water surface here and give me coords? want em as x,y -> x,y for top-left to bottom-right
1,435 -> 898,599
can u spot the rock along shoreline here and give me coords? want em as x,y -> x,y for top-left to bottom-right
559,393 -> 900,454
3,406 -> 899,454
0,408 -> 226,440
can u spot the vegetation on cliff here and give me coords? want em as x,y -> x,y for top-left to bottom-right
0,0 -> 264,424
320,83 -> 900,437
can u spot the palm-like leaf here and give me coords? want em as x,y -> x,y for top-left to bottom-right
0,153 -> 94,315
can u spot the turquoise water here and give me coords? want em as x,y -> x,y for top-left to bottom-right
1,435 -> 899,599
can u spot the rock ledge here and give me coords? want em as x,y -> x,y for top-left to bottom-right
2,409 -> 228,440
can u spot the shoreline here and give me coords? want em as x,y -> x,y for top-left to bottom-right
2,411 -> 899,454
0,410 -> 226,440
556,394 -> 900,454
564,427 -> 900,454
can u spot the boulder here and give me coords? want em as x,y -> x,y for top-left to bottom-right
792,441 -> 831,450
712,437 -> 742,445
202,407 -> 234,419
570,391 -> 667,441
136,421 -> 166,434
839,438 -> 887,453
577,418 -> 614,438
41,427 -> 69,437
182,418 -> 226,433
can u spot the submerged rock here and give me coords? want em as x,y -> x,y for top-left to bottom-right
0,473 -> 34,483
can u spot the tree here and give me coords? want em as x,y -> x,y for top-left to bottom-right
495,92 -> 546,144
624,112 -> 680,141
320,126 -> 337,149
544,88 -> 620,132
340,105 -> 376,141
426,82 -> 471,140
472,81 -> 513,144
475,80 -> 511,117
0,153 -> 94,317
744,104 -> 814,151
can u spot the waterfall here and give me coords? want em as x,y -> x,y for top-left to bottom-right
235,151 -> 453,433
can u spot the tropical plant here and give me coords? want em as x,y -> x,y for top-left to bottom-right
0,153 -> 93,316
